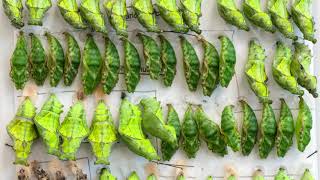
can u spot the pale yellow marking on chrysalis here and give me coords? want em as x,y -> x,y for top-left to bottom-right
224,165 -> 237,180
253,169 -> 263,177
94,85 -> 106,101
145,162 -> 159,177
175,160 -> 186,176
22,82 -> 38,101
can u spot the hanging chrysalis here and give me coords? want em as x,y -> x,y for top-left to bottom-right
275,168 -> 291,180
3,0 -> 24,28
128,171 -> 140,180
6,97 -> 38,165
34,94 -> 63,157
99,168 -> 117,180
137,33 -> 162,80
122,38 -> 141,93
161,104 -> 181,161
57,0 -> 87,29
26,0 -> 52,26
140,97 -> 177,145
10,31 -> 29,90
296,96 -> 312,152
253,169 -> 264,180
180,0 -> 202,34
240,100 -> 258,156
58,102 -> 89,160
245,40 -> 270,102
181,105 -> 200,158
63,32 -> 81,86
82,34 -> 102,95
180,36 -> 200,91
156,0 -> 188,32
88,101 -> 117,165
219,35 -> 236,87
267,0 -> 297,40
119,97 -> 159,160
291,42 -> 317,98
301,169 -> 314,180
147,174 -> 157,180
102,37 -> 120,94
80,0 -> 108,34
221,105 -> 241,152
29,33 -> 48,86
104,0 -> 128,37
217,0 -> 249,31
242,0 -> 274,33
45,32 -> 65,87
159,35 -> 177,87
200,38 -> 220,96
132,0 -> 161,32
245,40 -> 270,103
176,173 -> 185,180
275,99 -> 294,157
258,102 -> 277,159
291,0 -> 316,43
195,105 -> 227,156
272,41 -> 304,95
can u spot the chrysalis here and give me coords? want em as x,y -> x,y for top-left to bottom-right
34,94 -> 63,157
88,101 -> 117,165
118,98 -> 159,160
58,102 -> 89,160
80,0 -> 108,34
81,34 -> 102,95
26,0 -> 52,26
3,0 -> 24,28
7,97 -> 38,165
57,0 -> 87,29
104,0 -> 128,37
10,31 -> 29,90
45,32 -> 65,87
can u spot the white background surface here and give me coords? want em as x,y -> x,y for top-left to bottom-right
0,0 -> 319,179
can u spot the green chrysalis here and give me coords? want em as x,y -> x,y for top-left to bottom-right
132,0 -> 160,32
119,98 -> 159,160
10,31 -> 29,90
34,94 -> 63,157
102,37 -> 120,94
104,0 -> 128,37
29,33 -> 48,86
181,105 -> 200,158
217,0 -> 249,31
272,41 -> 304,95
7,97 -> 38,165
63,32 -> 81,86
81,34 -> 102,95
26,0 -> 52,26
156,0 -> 188,32
58,102 -> 89,160
245,40 -> 270,103
45,32 -> 65,87
181,0 -> 202,34
3,0 -> 24,28
137,33 -> 162,80
88,101 -> 117,165
57,0 -> 87,29
80,0 -> 108,34
140,97 -> 177,145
